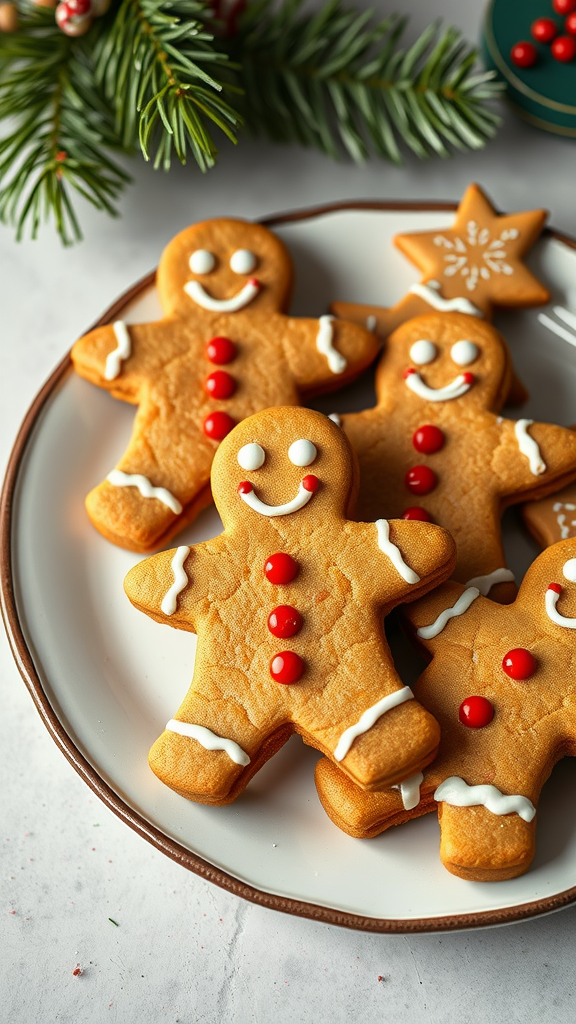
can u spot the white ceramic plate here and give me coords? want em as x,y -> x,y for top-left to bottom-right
3,203 -> 576,932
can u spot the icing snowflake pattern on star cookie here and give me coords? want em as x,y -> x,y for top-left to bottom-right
433,221 -> 519,292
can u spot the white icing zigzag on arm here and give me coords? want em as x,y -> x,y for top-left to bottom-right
106,470 -> 183,514
166,720 -> 250,766
161,546 -> 191,615
333,687 -> 414,762
316,315 -> 347,374
514,419 -> 546,476
409,281 -> 483,317
376,519 -> 420,584
434,776 -> 536,823
466,568 -> 515,596
105,321 -> 132,380
553,501 -> 576,540
417,587 -> 480,640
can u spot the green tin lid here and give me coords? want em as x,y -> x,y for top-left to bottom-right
482,0 -> 576,137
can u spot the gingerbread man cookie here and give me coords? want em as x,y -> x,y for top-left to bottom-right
315,539 -> 576,881
523,482 -> 576,548
124,407 -> 456,805
336,311 -> 576,602
331,183 -> 550,340
72,219 -> 378,552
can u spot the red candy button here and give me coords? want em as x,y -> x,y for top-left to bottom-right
531,17 -> 557,43
405,465 -> 437,495
548,582 -> 562,594
551,35 -> 576,61
204,370 -> 236,399
510,41 -> 538,67
270,651 -> 304,684
459,696 -> 494,729
553,0 -> 576,14
203,411 -> 235,441
402,506 -> 432,522
302,474 -> 319,493
502,648 -> 537,680
238,481 -> 252,494
264,552 -> 299,585
413,424 -> 444,455
566,12 -> 576,34
205,336 -> 236,364
268,605 -> 303,638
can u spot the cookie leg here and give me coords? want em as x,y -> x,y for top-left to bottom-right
438,804 -> 536,881
315,757 -> 436,838
149,713 -> 292,806
87,410 -> 213,552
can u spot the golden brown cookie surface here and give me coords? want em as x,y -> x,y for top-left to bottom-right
72,219 -> 378,552
124,407 -> 457,806
338,312 -> 576,602
522,482 -> 576,549
331,183 -> 550,339
315,539 -> 576,881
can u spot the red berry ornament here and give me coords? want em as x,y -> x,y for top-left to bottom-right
405,465 -> 437,496
553,0 -> 576,14
502,648 -> 537,680
551,35 -> 576,60
267,605 -> 303,638
270,651 -> 304,684
531,17 -> 557,42
566,12 -> 576,34
459,696 -> 494,729
412,424 -> 444,455
510,41 -> 538,67
65,0 -> 91,11
402,507 -> 432,522
264,552 -> 299,585
205,336 -> 236,364
204,370 -> 236,399
203,410 -> 235,440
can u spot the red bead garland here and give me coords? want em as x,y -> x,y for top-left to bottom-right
405,465 -> 437,496
566,12 -> 576,34
553,0 -> 576,14
264,553 -> 299,585
267,606 -> 303,638
459,696 -> 494,729
270,651 -> 304,684
502,648 -> 537,680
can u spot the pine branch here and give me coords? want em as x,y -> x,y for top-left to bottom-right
223,0 -> 503,163
93,0 -> 242,171
0,3 -> 129,244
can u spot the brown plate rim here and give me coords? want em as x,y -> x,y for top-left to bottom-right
2,199 -> 576,934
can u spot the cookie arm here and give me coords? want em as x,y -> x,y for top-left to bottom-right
281,315 -> 378,396
124,545 -> 211,631
350,519 -> 456,608
493,420 -> 576,501
71,320 -> 182,401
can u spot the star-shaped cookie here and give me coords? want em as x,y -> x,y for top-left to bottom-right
332,184 -> 550,339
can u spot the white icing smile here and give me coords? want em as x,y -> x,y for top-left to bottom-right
184,277 -> 260,312
404,368 -> 474,402
237,477 -> 318,516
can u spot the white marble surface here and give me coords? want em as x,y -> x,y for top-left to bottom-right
2,0 -> 576,1020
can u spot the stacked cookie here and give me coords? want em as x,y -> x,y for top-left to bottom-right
72,184 -> 576,882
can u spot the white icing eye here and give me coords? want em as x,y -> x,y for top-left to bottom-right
189,249 -> 215,275
237,443 -> 266,471
409,339 -> 437,365
230,249 -> 257,275
288,439 -> 317,467
563,558 -> 576,582
451,340 -> 479,366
